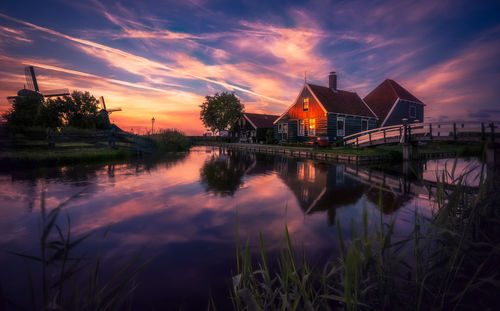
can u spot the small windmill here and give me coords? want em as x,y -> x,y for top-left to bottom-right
99,96 -> 122,114
6,66 -> 70,103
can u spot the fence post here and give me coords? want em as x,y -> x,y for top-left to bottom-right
429,124 -> 433,140
453,122 -> 457,140
356,137 -> 358,147
481,122 -> 485,141
369,132 -> 372,144
383,129 -> 386,142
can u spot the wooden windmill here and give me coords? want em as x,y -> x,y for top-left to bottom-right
99,96 -> 122,114
6,66 -> 70,103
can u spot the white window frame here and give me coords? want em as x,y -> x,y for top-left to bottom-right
278,123 -> 283,133
337,117 -> 345,137
283,123 -> 288,135
361,119 -> 368,131
409,103 -> 416,118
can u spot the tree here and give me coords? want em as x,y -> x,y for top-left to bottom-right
2,89 -> 43,129
47,91 -> 100,129
200,92 -> 244,135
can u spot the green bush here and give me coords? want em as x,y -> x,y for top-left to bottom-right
150,129 -> 190,152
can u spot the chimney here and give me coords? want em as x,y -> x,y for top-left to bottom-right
329,71 -> 337,91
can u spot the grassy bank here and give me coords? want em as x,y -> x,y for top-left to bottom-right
0,148 -> 134,165
232,166 -> 499,310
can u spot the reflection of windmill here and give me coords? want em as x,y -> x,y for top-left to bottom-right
6,66 -> 70,103
99,96 -> 122,114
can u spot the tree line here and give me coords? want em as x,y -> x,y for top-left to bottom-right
2,90 -> 110,130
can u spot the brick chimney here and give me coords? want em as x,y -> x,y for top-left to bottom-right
329,71 -> 337,91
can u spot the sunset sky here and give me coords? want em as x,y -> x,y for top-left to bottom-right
0,0 -> 499,134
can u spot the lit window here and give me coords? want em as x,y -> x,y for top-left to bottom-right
309,119 -> 316,136
409,103 -> 416,118
303,97 -> 309,111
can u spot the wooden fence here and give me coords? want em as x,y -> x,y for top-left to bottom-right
2,128 -> 154,153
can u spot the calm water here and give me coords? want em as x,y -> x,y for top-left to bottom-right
0,146 -> 484,310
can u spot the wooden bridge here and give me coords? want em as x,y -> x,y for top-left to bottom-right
344,121 -> 499,147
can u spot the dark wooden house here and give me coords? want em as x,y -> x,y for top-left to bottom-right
274,72 -> 378,143
232,113 -> 279,143
363,79 -> 424,127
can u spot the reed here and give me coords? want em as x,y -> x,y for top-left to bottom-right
1,185 -> 150,311
232,160 -> 500,310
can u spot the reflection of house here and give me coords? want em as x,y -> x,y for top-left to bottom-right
363,79 -> 424,127
274,72 -> 378,143
232,113 -> 279,143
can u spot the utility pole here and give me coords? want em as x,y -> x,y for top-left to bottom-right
151,117 -> 155,134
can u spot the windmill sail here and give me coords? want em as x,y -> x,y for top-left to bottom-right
24,66 -> 39,92
41,89 -> 70,97
99,96 -> 121,114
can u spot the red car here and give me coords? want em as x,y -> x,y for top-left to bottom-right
316,136 -> 329,147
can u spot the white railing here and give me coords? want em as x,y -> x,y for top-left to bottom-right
344,121 -> 499,147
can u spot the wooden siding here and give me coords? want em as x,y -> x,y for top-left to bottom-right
385,99 -> 424,126
327,114 -> 377,141
288,87 -> 326,120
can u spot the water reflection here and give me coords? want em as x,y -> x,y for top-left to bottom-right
0,146 -> 485,310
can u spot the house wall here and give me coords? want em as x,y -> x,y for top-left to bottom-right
231,117 -> 255,141
327,114 -> 377,141
384,99 -> 424,126
274,87 -> 328,143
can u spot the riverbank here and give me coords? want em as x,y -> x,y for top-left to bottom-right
197,141 -> 483,164
0,148 -> 135,166
0,128 -> 191,165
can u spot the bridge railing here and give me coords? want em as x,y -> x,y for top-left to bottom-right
344,121 -> 499,147
344,124 -> 403,146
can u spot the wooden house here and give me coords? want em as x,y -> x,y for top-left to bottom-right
273,72 -> 378,143
363,79 -> 424,127
232,112 -> 279,143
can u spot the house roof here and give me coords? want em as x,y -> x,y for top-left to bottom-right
363,79 -> 423,125
244,113 -> 279,128
306,83 -> 377,118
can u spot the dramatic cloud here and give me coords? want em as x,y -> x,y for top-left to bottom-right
0,0 -> 499,133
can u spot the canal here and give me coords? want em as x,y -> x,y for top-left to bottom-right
0,146 -> 485,310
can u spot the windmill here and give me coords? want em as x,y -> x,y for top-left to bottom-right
97,96 -> 122,129
99,96 -> 122,114
6,66 -> 70,103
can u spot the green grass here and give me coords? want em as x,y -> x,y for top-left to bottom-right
231,161 -> 499,310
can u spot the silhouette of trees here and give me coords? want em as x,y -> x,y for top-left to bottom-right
2,90 -> 105,130
200,92 -> 244,135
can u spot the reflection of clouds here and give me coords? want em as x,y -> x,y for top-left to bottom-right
0,146 -> 451,309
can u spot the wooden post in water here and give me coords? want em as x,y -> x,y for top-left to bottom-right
429,123 -> 433,140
